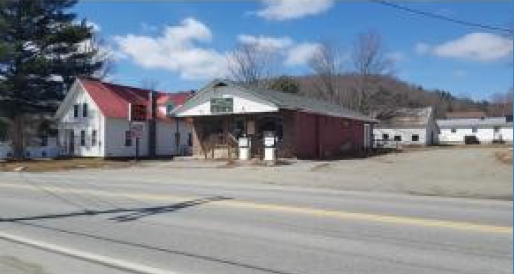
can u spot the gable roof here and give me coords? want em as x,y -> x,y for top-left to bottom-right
437,117 -> 511,128
375,107 -> 434,128
62,78 -> 192,120
445,111 -> 487,119
175,79 -> 377,123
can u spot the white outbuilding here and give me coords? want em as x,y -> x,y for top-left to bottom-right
54,78 -> 193,158
373,107 -> 439,146
437,117 -> 513,144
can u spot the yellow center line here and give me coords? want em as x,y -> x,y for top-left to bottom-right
0,183 -> 511,235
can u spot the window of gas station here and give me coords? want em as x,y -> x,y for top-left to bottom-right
257,117 -> 283,141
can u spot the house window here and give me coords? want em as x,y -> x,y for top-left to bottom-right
472,127 -> 478,133
41,135 -> 48,147
451,128 -> 457,133
92,130 -> 97,146
382,134 -> 389,140
82,103 -> 88,117
125,131 -> 132,147
394,135 -> 402,141
73,105 -> 79,118
80,130 -> 86,146
494,126 -> 500,133
411,134 -> 419,142
188,133 -> 193,147
166,103 -> 175,117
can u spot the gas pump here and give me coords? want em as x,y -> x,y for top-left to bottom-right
263,131 -> 277,163
238,134 -> 251,160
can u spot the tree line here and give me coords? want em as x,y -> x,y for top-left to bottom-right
227,31 -> 512,118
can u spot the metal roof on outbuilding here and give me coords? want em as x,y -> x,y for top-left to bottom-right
437,117 -> 512,128
374,107 -> 434,129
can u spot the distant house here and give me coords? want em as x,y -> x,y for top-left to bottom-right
174,79 -> 377,159
373,107 -> 439,146
0,114 -> 59,159
54,78 -> 193,158
437,116 -> 513,144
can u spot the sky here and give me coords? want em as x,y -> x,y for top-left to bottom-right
74,1 -> 513,100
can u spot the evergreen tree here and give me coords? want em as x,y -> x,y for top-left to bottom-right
0,0 -> 105,114
270,75 -> 299,94
0,0 -> 107,157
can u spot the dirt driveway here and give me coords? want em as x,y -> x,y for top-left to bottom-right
70,146 -> 510,200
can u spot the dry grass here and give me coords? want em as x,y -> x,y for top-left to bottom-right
0,158 -> 132,172
495,149 -> 513,165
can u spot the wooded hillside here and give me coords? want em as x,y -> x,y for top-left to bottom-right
292,74 -> 511,118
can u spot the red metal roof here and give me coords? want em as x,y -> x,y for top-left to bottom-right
78,78 -> 193,120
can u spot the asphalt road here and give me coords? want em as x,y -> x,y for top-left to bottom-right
0,171 -> 511,274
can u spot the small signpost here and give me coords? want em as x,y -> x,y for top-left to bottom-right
130,122 -> 145,139
128,104 -> 147,161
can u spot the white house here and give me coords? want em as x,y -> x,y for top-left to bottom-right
0,115 -> 59,160
54,78 -> 193,158
437,117 -> 513,144
373,107 -> 439,146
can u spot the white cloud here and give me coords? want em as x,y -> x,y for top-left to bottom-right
386,51 -> 407,63
256,0 -> 334,21
237,34 -> 320,67
238,34 -> 293,51
285,43 -> 320,66
415,43 -> 430,54
114,17 -> 228,80
416,33 -> 513,62
140,22 -> 158,33
86,21 -> 101,32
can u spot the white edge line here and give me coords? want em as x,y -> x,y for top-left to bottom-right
0,231 -> 184,274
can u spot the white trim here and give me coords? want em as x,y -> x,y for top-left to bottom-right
0,231 -> 183,274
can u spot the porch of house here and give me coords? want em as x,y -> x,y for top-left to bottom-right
189,110 -> 296,160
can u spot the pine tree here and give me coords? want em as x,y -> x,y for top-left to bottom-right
0,0 -> 107,158
270,76 -> 299,94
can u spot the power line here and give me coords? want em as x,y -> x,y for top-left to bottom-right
371,0 -> 513,34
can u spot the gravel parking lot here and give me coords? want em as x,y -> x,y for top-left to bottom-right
61,146 -> 512,200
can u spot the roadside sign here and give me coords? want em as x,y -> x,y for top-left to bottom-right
130,122 -> 145,138
210,98 -> 233,114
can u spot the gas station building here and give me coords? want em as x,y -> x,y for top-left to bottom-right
174,79 -> 377,160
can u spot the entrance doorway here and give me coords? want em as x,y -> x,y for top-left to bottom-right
68,130 -> 75,156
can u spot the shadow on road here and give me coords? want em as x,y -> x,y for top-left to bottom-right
0,196 -> 230,223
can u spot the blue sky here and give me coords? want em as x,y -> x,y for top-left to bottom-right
74,1 -> 513,100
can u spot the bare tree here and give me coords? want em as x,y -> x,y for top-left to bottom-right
308,41 -> 350,107
227,44 -> 277,88
489,88 -> 513,116
351,30 -> 395,113
92,36 -> 116,80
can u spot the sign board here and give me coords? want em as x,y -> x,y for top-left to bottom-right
130,122 -> 145,138
247,120 -> 255,135
238,137 -> 249,148
129,104 -> 147,122
210,98 -> 233,114
263,131 -> 276,148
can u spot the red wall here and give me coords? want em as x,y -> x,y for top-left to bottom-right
294,111 -> 364,159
